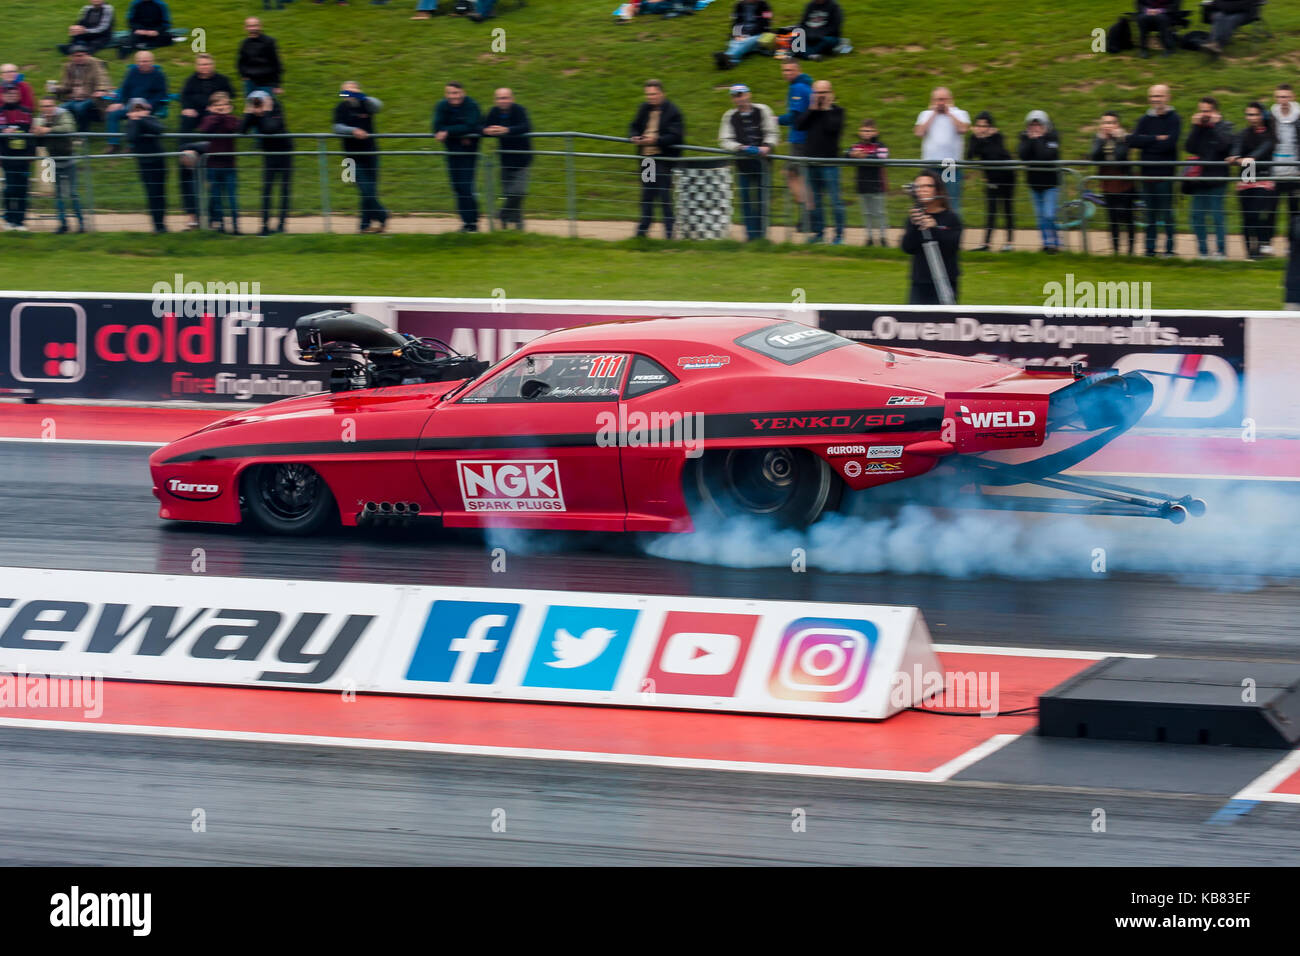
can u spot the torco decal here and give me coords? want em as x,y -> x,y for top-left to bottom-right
844,461 -> 862,477
166,478 -> 221,501
457,459 -> 566,512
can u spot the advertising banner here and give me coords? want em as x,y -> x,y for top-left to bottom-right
1,295 -> 344,403
818,307 -> 1247,428
0,569 -> 940,720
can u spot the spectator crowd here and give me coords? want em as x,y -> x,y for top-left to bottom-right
0,0 -> 1293,265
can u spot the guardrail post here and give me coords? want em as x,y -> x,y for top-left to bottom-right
196,152 -> 206,231
564,135 -> 577,238
1071,169 -> 1089,255
483,151 -> 496,232
317,136 -> 332,233
81,137 -> 95,232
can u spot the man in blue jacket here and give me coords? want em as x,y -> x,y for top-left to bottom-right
777,58 -> 813,231
434,82 -> 482,232
105,50 -> 167,151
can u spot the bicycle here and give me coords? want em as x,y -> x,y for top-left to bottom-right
1056,190 -> 1148,232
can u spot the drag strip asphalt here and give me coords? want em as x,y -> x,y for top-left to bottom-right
2,440 -> 1299,865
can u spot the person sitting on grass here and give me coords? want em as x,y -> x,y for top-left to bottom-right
122,0 -> 174,58
1202,0 -> 1260,56
54,45 -> 114,133
794,0 -> 843,61
61,0 -> 116,56
714,0 -> 774,71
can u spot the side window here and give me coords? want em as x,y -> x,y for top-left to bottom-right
623,355 -> 679,399
459,352 -> 628,403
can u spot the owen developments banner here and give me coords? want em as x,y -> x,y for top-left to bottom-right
817,307 -> 1247,428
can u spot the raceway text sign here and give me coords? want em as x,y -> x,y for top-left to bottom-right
0,568 -> 940,720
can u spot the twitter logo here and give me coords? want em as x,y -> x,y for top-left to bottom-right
547,627 -> 618,669
523,606 -> 640,690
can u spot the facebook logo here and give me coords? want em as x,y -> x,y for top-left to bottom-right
406,601 -> 521,685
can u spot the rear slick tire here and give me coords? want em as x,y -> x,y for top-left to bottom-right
242,463 -> 338,535
687,447 -> 840,529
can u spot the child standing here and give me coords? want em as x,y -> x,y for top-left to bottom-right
198,91 -> 241,233
846,119 -> 888,245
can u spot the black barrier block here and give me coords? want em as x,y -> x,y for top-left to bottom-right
1038,657 -> 1300,749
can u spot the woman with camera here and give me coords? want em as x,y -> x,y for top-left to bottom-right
901,169 -> 962,305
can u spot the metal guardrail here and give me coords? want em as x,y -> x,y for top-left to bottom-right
4,129 -> 1291,251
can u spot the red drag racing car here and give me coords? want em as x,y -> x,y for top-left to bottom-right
150,312 -> 1203,534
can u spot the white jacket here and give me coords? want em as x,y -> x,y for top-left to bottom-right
719,103 -> 779,153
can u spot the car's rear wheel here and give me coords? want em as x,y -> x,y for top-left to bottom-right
242,463 -> 337,535
687,447 -> 840,528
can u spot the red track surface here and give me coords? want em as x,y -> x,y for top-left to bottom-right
1275,766 -> 1300,796
1,652 -> 1080,776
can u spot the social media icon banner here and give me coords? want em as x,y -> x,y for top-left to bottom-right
378,585 -> 939,719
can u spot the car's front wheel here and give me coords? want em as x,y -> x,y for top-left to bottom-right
242,463 -> 338,535
687,447 -> 840,529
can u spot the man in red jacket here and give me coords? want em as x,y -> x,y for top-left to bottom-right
1,83 -> 35,231
0,65 -> 34,112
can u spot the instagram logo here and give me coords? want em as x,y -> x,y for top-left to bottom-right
768,617 -> 876,703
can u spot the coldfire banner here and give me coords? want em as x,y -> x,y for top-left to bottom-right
818,308 -> 1246,428
1,296 -> 345,403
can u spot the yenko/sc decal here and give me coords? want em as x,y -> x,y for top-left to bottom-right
457,459 -> 565,512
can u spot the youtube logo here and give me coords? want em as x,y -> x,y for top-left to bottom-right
661,632 -> 740,676
644,611 -> 758,697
